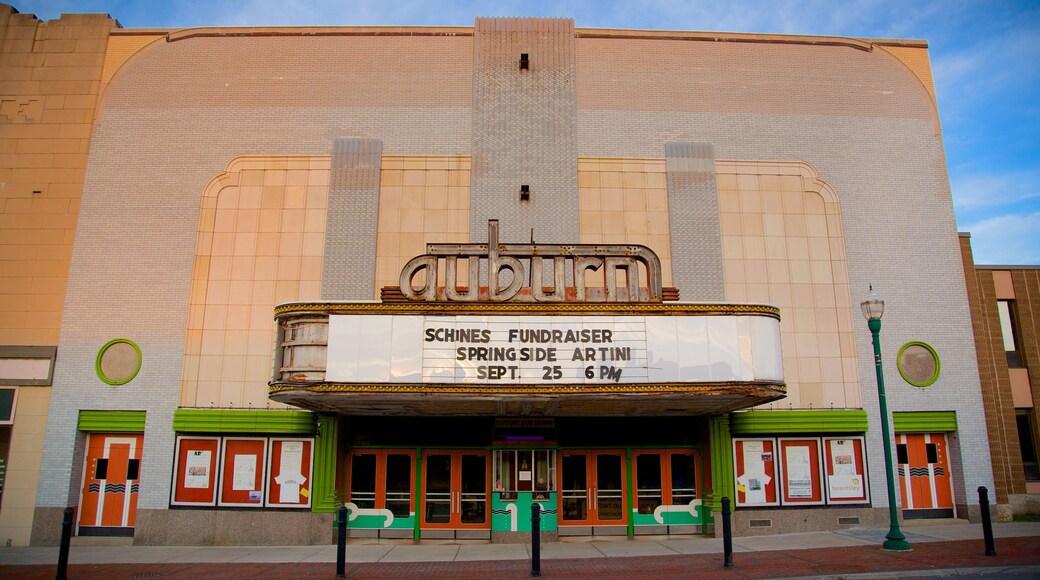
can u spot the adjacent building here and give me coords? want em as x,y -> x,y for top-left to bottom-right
0,5 -> 1005,546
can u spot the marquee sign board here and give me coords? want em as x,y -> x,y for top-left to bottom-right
326,313 -> 783,386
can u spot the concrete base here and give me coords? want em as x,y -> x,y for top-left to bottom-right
29,507 -> 66,546
1009,493 -> 1040,516
713,507 -> 896,537
133,509 -> 335,546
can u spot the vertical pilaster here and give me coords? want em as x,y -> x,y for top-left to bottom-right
707,413 -> 735,514
470,17 -> 578,246
666,143 -> 725,300
322,138 -> 383,300
310,414 -> 341,513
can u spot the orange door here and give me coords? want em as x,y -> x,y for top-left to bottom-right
632,450 -> 700,517
896,433 -> 954,518
78,433 -> 144,532
346,449 -> 415,520
558,451 -> 626,526
420,450 -> 489,529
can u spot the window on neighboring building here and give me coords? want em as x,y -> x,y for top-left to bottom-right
997,300 -> 1023,368
1017,410 -> 1040,481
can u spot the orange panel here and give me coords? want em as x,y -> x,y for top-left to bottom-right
78,433 -> 144,529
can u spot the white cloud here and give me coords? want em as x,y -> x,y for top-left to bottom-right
963,211 -> 1040,265
952,170 -> 1040,212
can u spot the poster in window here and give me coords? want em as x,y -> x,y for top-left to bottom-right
778,438 -> 824,505
266,438 -> 314,508
733,438 -> 778,507
171,436 -> 220,506
218,437 -> 267,507
823,437 -> 869,503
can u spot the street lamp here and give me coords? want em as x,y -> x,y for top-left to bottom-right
862,285 -> 911,551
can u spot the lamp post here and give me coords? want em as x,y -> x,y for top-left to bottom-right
862,285 -> 911,551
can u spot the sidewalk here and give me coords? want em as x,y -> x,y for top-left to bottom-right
1,521 -> 1039,578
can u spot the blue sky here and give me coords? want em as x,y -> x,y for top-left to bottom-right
19,1 -> 1040,265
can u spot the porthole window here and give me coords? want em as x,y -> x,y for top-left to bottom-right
897,341 -> 940,387
96,338 -> 142,385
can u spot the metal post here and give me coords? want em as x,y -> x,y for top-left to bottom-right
721,497 -> 733,568
869,318 -> 911,551
531,502 -> 541,577
56,507 -> 73,580
336,505 -> 348,577
979,486 -> 996,556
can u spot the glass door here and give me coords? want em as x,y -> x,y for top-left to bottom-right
558,450 -> 626,526
421,450 -> 489,529
346,450 -> 415,529
632,450 -> 700,524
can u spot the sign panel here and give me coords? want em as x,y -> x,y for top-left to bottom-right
733,438 -> 779,507
778,438 -> 824,505
171,436 -> 220,506
823,437 -> 869,503
326,314 -> 782,385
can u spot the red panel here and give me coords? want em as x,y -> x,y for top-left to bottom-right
778,438 -> 823,505
823,437 -> 869,504
266,438 -> 313,508
171,437 -> 220,506
733,438 -> 778,507
218,438 -> 266,507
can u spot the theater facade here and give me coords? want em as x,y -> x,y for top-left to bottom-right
0,7 -> 996,545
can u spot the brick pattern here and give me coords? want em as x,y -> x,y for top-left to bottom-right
960,237 -> 1025,502
470,18 -> 578,247
26,20 -> 996,534
665,142 -> 724,300
0,10 -> 114,346
35,30 -> 472,515
0,8 -> 114,546
322,138 -> 382,300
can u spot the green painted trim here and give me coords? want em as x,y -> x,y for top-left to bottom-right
311,415 -> 340,513
625,447 -> 634,537
173,409 -> 316,434
729,410 -> 868,434
707,415 -> 734,514
897,341 -> 941,387
893,411 -> 957,433
78,410 -> 146,432
95,339 -> 142,386
414,448 -> 422,541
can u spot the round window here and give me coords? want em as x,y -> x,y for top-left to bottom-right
897,341 -> 940,387
96,338 -> 142,385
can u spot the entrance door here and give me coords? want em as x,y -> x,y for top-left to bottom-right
346,450 -> 415,531
421,450 -> 489,529
633,450 -> 700,525
558,451 -> 626,526
896,433 -> 954,518
78,433 -> 143,535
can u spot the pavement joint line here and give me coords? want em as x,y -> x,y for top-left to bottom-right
782,565 -> 1040,580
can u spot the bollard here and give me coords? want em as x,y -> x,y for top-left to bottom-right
56,507 -> 73,580
531,502 -> 541,577
721,497 -> 733,568
978,486 -> 996,556
336,505 -> 348,577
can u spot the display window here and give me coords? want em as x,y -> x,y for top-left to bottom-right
266,438 -> 314,508
822,437 -> 869,504
171,436 -> 220,506
733,438 -> 778,507
777,438 -> 824,505
493,448 -> 556,501
217,437 -> 267,507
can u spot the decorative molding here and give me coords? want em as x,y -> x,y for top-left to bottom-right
892,411 -> 957,433
77,410 -> 146,433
